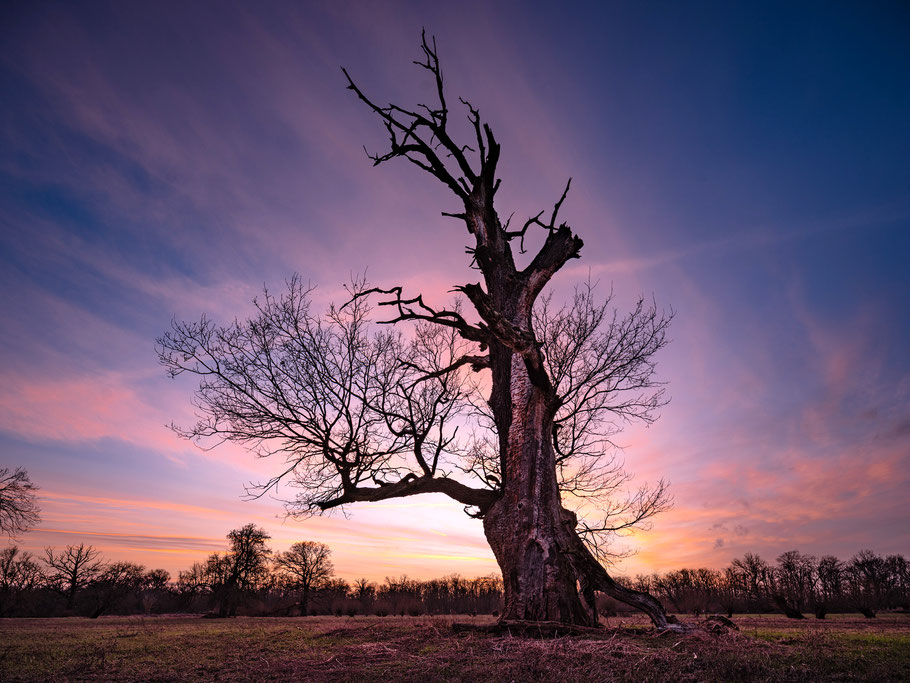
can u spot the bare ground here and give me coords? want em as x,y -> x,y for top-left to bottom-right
1,613 -> 908,681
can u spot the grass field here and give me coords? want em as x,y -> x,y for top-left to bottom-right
2,613 -> 908,681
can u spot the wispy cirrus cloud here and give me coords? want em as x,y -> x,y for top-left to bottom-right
1,1 -> 907,582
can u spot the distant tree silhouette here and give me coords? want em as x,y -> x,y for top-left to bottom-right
0,546 -> 43,616
2,533 -> 908,619
144,568 -> 171,591
883,554 -> 910,610
729,553 -> 773,612
44,543 -> 103,610
773,550 -> 816,618
141,568 -> 171,613
274,541 -> 334,615
176,561 -> 207,603
0,467 -> 41,537
205,523 -> 272,617
88,561 -> 146,618
848,549 -> 889,618
815,555 -> 843,617
352,577 -> 375,603
159,33 -> 676,629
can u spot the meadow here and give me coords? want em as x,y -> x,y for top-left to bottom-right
2,613 -> 908,682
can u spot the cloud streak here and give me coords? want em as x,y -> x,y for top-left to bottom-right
1,1 -> 908,581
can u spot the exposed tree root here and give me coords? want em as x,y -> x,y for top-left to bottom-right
559,513 -> 688,632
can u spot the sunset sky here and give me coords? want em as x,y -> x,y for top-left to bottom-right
2,1 -> 908,583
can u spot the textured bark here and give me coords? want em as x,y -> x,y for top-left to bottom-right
480,347 -> 679,630
482,355 -> 592,625
465,153 -> 677,628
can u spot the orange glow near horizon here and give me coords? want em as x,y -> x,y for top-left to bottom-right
2,1 -> 909,587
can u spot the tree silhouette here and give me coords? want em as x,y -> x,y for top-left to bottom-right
205,523 -> 271,617
44,543 -> 103,610
88,561 -> 146,618
159,33 -> 676,629
274,541 -> 334,616
0,546 -> 43,616
0,467 -> 41,538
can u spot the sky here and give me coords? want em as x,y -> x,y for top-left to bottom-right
1,0 -> 908,583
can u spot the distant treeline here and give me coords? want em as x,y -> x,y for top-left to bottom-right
0,524 -> 503,619
1,532 -> 907,620
0,544 -> 501,619
616,550 -> 910,619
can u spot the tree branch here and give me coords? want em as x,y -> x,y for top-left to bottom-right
504,178 -> 572,253
400,353 -> 490,387
341,31 -> 494,205
346,285 -> 490,346
317,474 -> 497,513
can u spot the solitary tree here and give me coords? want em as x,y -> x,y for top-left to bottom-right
273,541 -> 334,615
44,543 -> 103,610
0,467 -> 41,537
159,34 -> 676,629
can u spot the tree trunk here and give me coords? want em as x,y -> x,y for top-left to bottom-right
300,586 -> 309,616
483,348 -> 680,630
483,352 -> 592,625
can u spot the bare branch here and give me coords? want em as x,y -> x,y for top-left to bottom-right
0,467 -> 41,538
401,353 -> 490,387
505,178 -> 573,254
159,277 -> 495,517
346,285 -> 489,346
536,281 -> 673,460
575,478 -> 673,564
316,474 -> 496,513
341,31 -> 489,204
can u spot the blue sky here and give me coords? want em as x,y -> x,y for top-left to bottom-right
1,0 -> 908,578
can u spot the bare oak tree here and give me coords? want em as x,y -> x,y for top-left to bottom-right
44,543 -> 103,610
0,467 -> 41,538
159,34 -> 677,629
274,541 -> 334,615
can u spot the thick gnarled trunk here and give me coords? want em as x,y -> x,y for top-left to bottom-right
483,501 -> 592,625
483,348 -> 678,630
483,355 -> 593,625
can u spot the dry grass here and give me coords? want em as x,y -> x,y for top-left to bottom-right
1,612 -> 908,681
